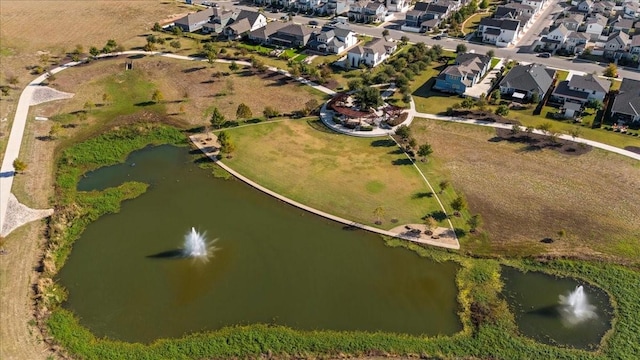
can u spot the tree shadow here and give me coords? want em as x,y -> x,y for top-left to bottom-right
412,191 -> 433,199
36,135 -> 53,141
186,126 -> 206,134
370,139 -> 395,147
425,210 -> 447,221
182,66 -> 206,73
193,155 -> 214,164
135,101 -> 156,107
392,158 -> 413,166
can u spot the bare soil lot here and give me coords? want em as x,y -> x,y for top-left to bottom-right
412,118 -> 640,263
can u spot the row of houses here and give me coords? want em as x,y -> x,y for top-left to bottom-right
253,0 -> 410,17
434,52 -> 640,124
538,0 -> 640,57
401,0 -> 466,33
476,0 -> 551,47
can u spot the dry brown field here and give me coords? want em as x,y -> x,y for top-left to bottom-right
412,118 -> 640,263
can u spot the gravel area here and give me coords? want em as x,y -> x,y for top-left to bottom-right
30,86 -> 74,106
1,193 -> 53,237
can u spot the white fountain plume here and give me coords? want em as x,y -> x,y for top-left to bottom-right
558,285 -> 597,326
183,227 -> 217,260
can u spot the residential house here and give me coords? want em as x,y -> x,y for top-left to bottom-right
387,0 -> 410,12
630,35 -> 640,54
433,53 -> 492,95
174,8 -> 215,32
551,73 -> 611,105
516,0 -> 543,13
268,24 -> 317,47
591,1 -> 615,16
610,78 -> 640,123
202,8 -> 237,34
346,37 -> 397,67
494,4 -> 534,29
604,31 -> 630,59
612,18 -> 634,34
296,0 -> 323,12
402,2 -> 452,32
325,0 -> 350,15
585,14 -> 607,40
311,26 -> 358,54
248,21 -> 287,43
541,24 -> 570,50
577,0 -> 593,13
477,18 -> 521,47
623,1 -> 639,20
564,31 -> 590,53
554,14 -> 584,31
499,63 -> 555,101
223,10 -> 267,39
349,0 -> 387,23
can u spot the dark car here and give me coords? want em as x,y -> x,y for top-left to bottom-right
433,35 -> 442,40
538,52 -> 551,58
309,20 -> 318,26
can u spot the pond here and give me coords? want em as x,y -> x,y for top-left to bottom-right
502,266 -> 613,349
57,144 -> 462,343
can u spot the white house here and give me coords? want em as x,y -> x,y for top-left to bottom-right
577,0 -> 593,13
314,27 -> 357,54
386,0 -> 410,12
585,14 -> 607,40
347,37 -> 397,67
623,1 -> 639,19
477,18 -> 521,47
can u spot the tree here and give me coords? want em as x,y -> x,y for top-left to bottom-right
400,35 -> 409,45
490,89 -> 500,104
169,40 -> 181,50
424,216 -> 438,235
510,123 -> 521,136
263,106 -> 279,118
172,26 -> 183,37
568,126 -> 582,140
530,91 -> 540,104
461,96 -> 475,109
467,214 -> 483,233
407,137 -> 417,151
603,63 -> 617,78
417,143 -> 433,162
438,180 -> 449,194
536,121 -> 553,136
347,78 -> 364,91
486,49 -> 495,58
456,43 -> 467,53
206,50 -> 217,65
586,99 -> 603,111
236,103 -> 252,119
49,122 -> 62,140
495,105 -> 509,116
229,61 -> 239,72
89,46 -> 100,58
152,22 -> 162,31
12,159 -> 27,173
210,107 -> 225,129
355,86 -> 383,110
382,29 -> 390,37
395,124 -> 411,140
450,196 -> 467,215
151,89 -> 163,103
480,0 -> 489,9
373,206 -> 385,224
220,140 -> 236,156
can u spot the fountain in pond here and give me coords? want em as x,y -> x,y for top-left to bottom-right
558,285 -> 597,326
183,227 -> 216,259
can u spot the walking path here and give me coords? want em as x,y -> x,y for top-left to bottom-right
190,133 -> 460,249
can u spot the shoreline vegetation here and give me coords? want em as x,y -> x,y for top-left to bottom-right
40,123 -> 640,360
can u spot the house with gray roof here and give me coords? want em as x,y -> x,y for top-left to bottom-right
499,63 -> 555,101
267,24 -> 318,47
248,21 -> 288,44
433,53 -> 491,95
202,9 -> 237,34
585,13 -> 607,40
630,35 -> 640,54
612,18 -> 634,34
554,14 -> 584,31
223,10 -> 267,39
346,37 -> 397,67
611,78 -> 640,123
477,18 -> 521,47
564,31 -> 590,53
551,73 -> 610,105
174,8 -> 215,32
310,26 -> 358,54
604,31 -> 630,59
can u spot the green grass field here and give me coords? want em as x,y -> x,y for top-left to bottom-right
221,120 -> 453,228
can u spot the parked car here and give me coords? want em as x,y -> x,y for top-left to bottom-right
309,20 -> 318,26
538,52 -> 551,58
433,35 -> 442,40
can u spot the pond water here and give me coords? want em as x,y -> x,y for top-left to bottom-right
57,144 -> 462,343
502,266 -> 613,349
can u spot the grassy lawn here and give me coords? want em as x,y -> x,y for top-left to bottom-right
610,79 -> 622,91
410,118 -> 640,261
490,57 -> 500,69
556,70 -> 569,81
222,120 -> 447,228
462,13 -> 490,35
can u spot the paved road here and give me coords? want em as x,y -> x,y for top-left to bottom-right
515,0 -> 561,48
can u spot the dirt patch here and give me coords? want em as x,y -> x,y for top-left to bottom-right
493,128 -> 592,156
